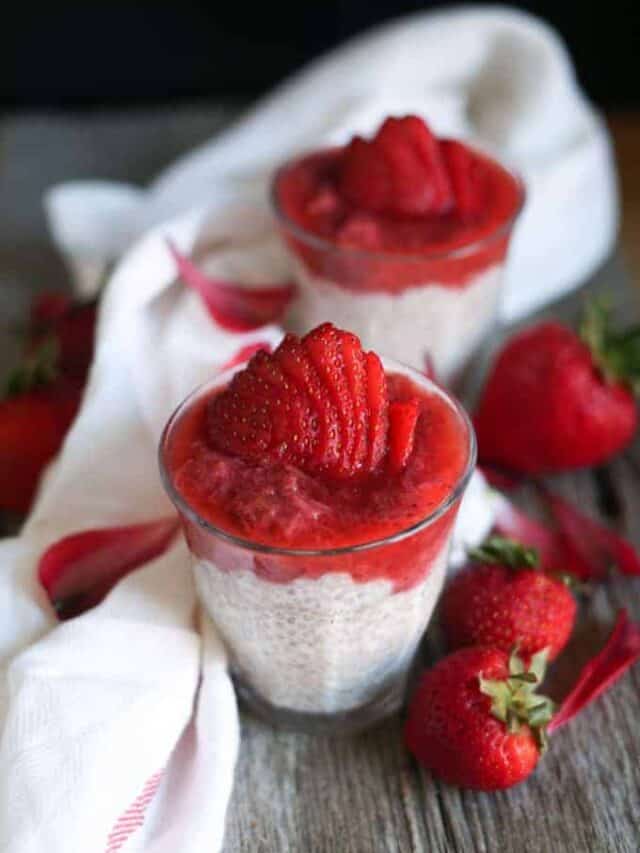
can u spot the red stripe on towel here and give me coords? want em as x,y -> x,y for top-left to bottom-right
105,770 -> 164,852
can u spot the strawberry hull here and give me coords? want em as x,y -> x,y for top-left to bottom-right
159,359 -> 475,732
273,146 -> 523,383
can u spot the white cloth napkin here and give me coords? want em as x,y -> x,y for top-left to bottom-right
0,205 -> 282,853
45,5 -> 618,321
1,195 -> 495,850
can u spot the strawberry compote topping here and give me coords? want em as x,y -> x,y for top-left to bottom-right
274,116 -> 522,291
165,325 -> 469,588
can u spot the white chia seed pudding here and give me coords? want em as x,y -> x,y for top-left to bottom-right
287,259 -> 503,382
194,543 -> 448,714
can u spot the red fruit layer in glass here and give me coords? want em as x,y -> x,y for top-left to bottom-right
166,373 -> 467,591
274,146 -> 521,292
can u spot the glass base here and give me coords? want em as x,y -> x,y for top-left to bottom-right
233,674 -> 405,735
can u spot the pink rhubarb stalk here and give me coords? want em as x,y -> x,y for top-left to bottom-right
219,340 -> 273,373
549,609 -> 640,733
167,240 -> 296,332
543,488 -> 640,581
39,517 -> 179,620
493,498 -> 564,572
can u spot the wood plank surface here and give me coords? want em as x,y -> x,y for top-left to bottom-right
1,106 -> 639,853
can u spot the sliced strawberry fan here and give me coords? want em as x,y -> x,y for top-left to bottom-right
167,240 -> 296,332
39,518 -> 179,620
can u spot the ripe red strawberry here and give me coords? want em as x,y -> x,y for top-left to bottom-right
405,646 -> 554,790
339,116 -> 454,217
388,398 -> 419,473
29,293 -> 97,381
0,340 -> 82,514
406,610 -> 640,790
441,536 -> 576,661
207,323 -> 419,478
475,303 -> 639,474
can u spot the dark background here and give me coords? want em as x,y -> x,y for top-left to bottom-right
3,1 -> 639,110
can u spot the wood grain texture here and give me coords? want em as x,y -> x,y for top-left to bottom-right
0,107 -> 639,853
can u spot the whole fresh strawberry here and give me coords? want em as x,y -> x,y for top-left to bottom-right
405,646 -> 554,790
475,302 -> 639,474
406,610 -> 640,791
441,536 -> 576,661
29,292 -> 97,381
0,340 -> 82,514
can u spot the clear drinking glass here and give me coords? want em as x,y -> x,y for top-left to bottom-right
159,359 -> 476,734
272,150 -> 524,386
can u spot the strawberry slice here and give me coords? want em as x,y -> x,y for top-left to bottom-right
249,349 -> 319,460
388,398 -> 420,472
365,351 -> 389,472
208,351 -> 316,465
274,333 -> 341,470
167,240 -> 296,332
493,498 -> 566,573
340,331 -> 369,471
339,117 -> 455,217
375,116 -> 454,217
303,324 -> 356,475
440,139 -> 484,220
38,518 -> 179,620
340,136 -> 393,214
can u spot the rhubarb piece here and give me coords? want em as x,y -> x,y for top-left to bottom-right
548,610 -> 640,733
219,340 -> 273,373
543,489 -> 640,581
168,240 -> 296,332
38,518 -> 179,619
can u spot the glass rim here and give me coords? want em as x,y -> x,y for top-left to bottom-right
158,356 -> 477,558
270,145 -> 526,264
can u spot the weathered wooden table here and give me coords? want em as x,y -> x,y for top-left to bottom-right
1,107 -> 639,853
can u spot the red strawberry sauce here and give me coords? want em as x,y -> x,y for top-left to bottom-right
164,372 -> 470,591
274,145 -> 522,292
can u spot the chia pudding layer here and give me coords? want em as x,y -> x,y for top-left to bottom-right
161,358 -> 474,727
288,258 -> 502,381
194,543 -> 448,713
273,128 -> 523,382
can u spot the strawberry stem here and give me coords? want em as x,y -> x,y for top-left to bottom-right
468,535 -> 539,570
580,299 -> 640,395
548,609 -> 640,733
480,647 -> 554,753
4,336 -> 60,398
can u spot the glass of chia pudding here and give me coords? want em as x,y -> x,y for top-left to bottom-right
272,115 -> 524,385
159,323 -> 476,733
